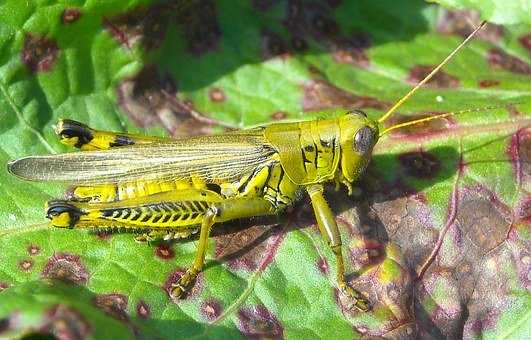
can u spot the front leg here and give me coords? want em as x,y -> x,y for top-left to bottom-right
306,183 -> 370,311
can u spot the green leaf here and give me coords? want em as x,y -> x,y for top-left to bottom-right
429,0 -> 531,25
1,1 -> 530,339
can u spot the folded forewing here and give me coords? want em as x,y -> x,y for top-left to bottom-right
8,131 -> 277,184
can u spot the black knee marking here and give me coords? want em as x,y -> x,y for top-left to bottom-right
110,135 -> 135,147
56,119 -> 93,148
46,200 -> 85,228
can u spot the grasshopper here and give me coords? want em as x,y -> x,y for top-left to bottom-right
8,22 -> 490,311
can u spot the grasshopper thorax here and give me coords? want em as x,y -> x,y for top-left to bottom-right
337,110 -> 379,183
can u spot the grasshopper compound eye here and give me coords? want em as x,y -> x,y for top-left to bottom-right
353,126 -> 374,154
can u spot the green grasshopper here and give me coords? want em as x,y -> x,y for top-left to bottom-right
8,22 -> 490,311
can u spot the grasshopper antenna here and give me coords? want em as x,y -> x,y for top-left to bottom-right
378,20 -> 487,125
378,103 -> 513,137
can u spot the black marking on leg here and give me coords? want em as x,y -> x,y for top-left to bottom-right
57,120 -> 94,148
45,200 -> 85,228
152,215 -> 162,223
110,135 -> 135,147
141,214 -> 152,222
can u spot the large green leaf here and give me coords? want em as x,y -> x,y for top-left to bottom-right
1,1 -> 530,339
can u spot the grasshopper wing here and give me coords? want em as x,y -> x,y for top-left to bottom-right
8,131 -> 277,184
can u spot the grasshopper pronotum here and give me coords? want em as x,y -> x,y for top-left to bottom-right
8,21 -> 493,311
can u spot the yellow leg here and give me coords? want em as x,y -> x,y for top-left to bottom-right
170,197 -> 275,299
55,119 -> 168,150
307,184 -> 370,312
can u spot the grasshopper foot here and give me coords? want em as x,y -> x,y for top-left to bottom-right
170,267 -> 199,299
339,282 -> 371,312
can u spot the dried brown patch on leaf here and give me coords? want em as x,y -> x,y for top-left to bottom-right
215,224 -> 283,271
385,112 -> 454,138
177,0 -> 221,55
478,79 -> 500,88
209,87 -> 226,102
507,128 -> 531,188
62,8 -> 82,24
21,34 -> 59,73
0,282 -> 8,291
200,299 -> 222,321
488,48 -> 531,74
155,244 -> 175,260
519,34 -> 531,53
164,267 -> 203,301
285,0 -> 339,42
40,305 -> 91,339
237,305 -> 283,338
331,33 -> 372,68
118,65 -> 215,136
41,252 -> 89,285
103,3 -> 169,50
454,185 -> 513,256
27,244 -> 40,256
271,111 -> 287,120
302,79 -> 389,112
437,10 -> 504,44
408,65 -> 459,89
18,259 -> 33,272
136,300 -> 151,319
368,186 -> 438,272
316,256 -> 329,275
92,293 -> 129,321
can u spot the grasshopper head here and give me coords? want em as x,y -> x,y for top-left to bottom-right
337,110 -> 379,183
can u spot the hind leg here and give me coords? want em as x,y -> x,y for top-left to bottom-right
55,119 -> 169,150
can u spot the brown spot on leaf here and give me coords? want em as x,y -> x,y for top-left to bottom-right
284,0 -> 340,42
103,3 -> 170,50
41,252 -> 89,285
302,79 -> 388,112
209,87 -> 226,102
519,34 -> 531,53
41,305 -> 91,339
478,79 -> 500,88
200,299 -> 222,321
92,293 -> 129,321
177,0 -> 221,55
508,128 -> 531,186
272,111 -> 287,120
331,32 -> 371,68
455,186 -> 513,255
0,283 -> 8,291
488,48 -> 531,74
385,112 -> 454,137
21,34 -> 59,73
237,305 -> 283,338
408,65 -> 459,88
155,244 -> 175,260
316,256 -> 329,275
136,300 -> 151,319
117,65 -> 214,136
164,267 -> 203,301
215,224 -> 283,271
398,150 -> 441,179
62,8 -> 82,24
437,10 -> 504,44
27,244 -> 40,256
18,259 -> 33,271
